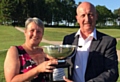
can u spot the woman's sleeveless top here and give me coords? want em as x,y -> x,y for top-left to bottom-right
16,46 -> 49,82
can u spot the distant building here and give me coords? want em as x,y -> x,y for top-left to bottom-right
105,17 -> 120,26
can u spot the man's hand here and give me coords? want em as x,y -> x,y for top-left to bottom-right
63,76 -> 73,82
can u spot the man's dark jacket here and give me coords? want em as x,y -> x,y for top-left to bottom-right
63,30 -> 119,82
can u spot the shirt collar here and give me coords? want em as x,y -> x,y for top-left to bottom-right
75,28 -> 97,40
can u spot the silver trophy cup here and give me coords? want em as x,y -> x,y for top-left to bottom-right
42,45 -> 76,82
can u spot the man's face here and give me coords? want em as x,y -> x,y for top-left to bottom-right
76,3 -> 97,33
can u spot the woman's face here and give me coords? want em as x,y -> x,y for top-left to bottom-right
24,22 -> 43,46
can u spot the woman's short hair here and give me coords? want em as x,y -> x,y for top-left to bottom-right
25,17 -> 44,34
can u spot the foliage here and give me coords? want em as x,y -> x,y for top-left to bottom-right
0,0 -> 77,26
113,8 -> 120,26
96,5 -> 113,26
0,0 -> 120,27
114,8 -> 120,17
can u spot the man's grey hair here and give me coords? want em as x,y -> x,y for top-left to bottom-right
25,17 -> 44,34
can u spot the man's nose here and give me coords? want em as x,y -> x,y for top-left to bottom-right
85,15 -> 89,21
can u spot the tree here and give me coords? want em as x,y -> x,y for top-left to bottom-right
114,8 -> 120,16
44,0 -> 77,26
96,5 -> 113,26
0,0 -> 78,26
61,0 -> 76,26
0,0 -> 12,24
0,1 -> 4,24
113,8 -> 120,26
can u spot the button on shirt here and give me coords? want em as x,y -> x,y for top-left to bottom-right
73,28 -> 97,82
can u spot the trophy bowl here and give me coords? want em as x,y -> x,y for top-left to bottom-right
42,45 -> 76,59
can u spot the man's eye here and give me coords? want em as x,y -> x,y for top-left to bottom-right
89,14 -> 94,17
81,14 -> 85,18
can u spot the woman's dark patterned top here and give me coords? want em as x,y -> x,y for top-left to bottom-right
16,46 -> 50,82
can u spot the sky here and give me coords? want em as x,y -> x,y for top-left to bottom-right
75,0 -> 120,12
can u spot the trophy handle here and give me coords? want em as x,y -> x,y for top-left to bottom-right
67,49 -> 76,59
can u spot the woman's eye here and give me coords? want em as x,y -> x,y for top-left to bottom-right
30,30 -> 34,32
37,31 -> 41,33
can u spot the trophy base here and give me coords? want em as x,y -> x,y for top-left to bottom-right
49,62 -> 70,82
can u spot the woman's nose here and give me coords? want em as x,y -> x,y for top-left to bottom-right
33,30 -> 37,36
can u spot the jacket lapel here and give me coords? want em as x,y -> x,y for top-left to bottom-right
72,35 -> 79,46
87,31 -> 102,64
69,35 -> 79,78
71,35 -> 79,63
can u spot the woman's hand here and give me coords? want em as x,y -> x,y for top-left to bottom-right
46,54 -> 55,60
63,76 -> 73,82
37,59 -> 58,73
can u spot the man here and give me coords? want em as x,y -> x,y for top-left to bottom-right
63,2 -> 119,82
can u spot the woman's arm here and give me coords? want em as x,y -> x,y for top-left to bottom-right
4,46 -> 58,82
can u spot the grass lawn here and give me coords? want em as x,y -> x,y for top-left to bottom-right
0,25 -> 49,50
0,25 -> 120,81
44,27 -> 78,41
0,25 -> 25,50
43,27 -> 120,41
44,27 -> 120,50
117,40 -> 120,50
0,51 -> 7,82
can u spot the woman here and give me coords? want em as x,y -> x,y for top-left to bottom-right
4,17 -> 58,82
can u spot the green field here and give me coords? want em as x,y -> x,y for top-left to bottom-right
0,25 -> 120,50
44,27 -> 120,41
0,25 -> 120,82
43,27 -> 120,50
